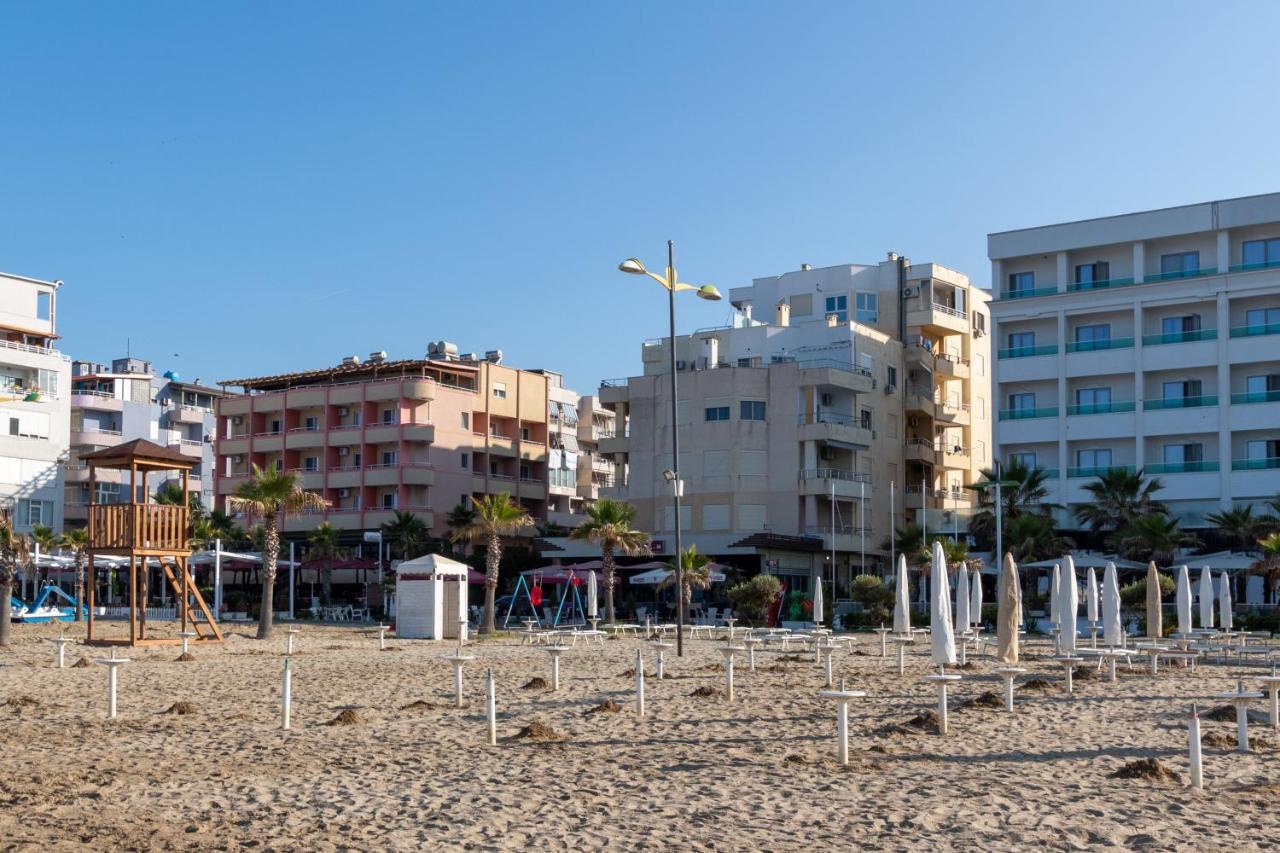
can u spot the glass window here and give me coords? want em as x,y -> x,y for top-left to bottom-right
1246,439 -> 1279,460
1007,331 -> 1035,353
704,406 -> 730,422
824,295 -> 848,322
1007,272 -> 1035,294
303,457 -> 318,471
1075,262 -> 1110,285
1241,238 -> 1280,267
1009,393 -> 1035,412
1009,452 -> 1036,468
461,412 -> 470,429
304,416 -> 319,431
855,291 -> 878,323
1162,314 -> 1201,335
1075,387 -> 1112,408
381,450 -> 397,466
1245,307 -> 1280,329
1076,448 -> 1113,469
1163,443 -> 1202,463
1160,251 -> 1200,275
1162,380 -> 1201,400
739,400 -> 766,421
860,409 -> 873,429
461,452 -> 470,469
886,365 -> 898,388
381,409 -> 396,424
1074,324 -> 1111,345
382,492 -> 397,509
492,382 -> 507,399
270,419 -> 282,434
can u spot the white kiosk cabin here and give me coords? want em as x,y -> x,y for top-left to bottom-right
395,554 -> 469,640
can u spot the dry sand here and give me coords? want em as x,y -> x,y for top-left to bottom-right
1,621 -> 1278,851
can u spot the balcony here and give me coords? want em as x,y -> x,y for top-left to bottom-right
598,434 -> 629,455
1142,329 -> 1217,346
403,465 -> 435,486
328,427 -> 363,446
1229,258 -> 1280,274
364,424 -> 401,444
364,465 -> 400,487
998,406 -> 1058,421
998,344 -> 1057,360
328,467 -> 362,488
1065,277 -> 1136,293
906,300 -> 970,335
1143,396 -> 1218,411
904,439 -> 935,464
598,379 -> 629,405
903,385 -> 935,417
285,388 -> 326,408
1146,266 -> 1218,283
403,423 -> 435,443
219,396 -> 252,416
170,405 -> 209,424
1232,390 -> 1280,405
487,435 -> 518,457
1230,322 -> 1280,339
933,397 -> 970,425
791,360 -> 875,394
71,391 -> 123,411
1233,457 -> 1280,471
519,478 -> 548,500
1066,401 -> 1136,416
1065,337 -> 1134,353
938,443 -> 970,468
934,353 -> 970,379
546,510 -> 583,529
1144,460 -> 1219,475
797,413 -> 874,448
998,285 -> 1058,300
1067,465 -> 1135,479
285,427 -> 326,449
252,432 -> 284,453
72,427 -> 124,447
798,468 -> 872,499
167,438 -> 204,457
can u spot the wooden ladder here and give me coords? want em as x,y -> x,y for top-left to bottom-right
160,558 -> 224,642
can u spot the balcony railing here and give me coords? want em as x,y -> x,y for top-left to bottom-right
775,357 -> 874,378
1066,277 -> 1136,292
799,468 -> 872,484
1142,329 -> 1216,345
78,427 -> 123,436
1143,395 -> 1218,410
929,302 -> 967,320
1065,337 -> 1134,353
1231,390 -> 1280,405
998,344 -> 1057,359
998,406 -> 1058,421
87,504 -> 187,551
1228,259 -> 1280,273
1230,322 -> 1280,338
1144,460 -> 1218,474
798,412 -> 867,429
1067,465 -> 1135,479
1066,401 -> 1136,416
1232,457 -> 1280,471
803,525 -> 872,537
998,286 -> 1058,300
1146,266 -> 1218,283
0,338 -> 69,361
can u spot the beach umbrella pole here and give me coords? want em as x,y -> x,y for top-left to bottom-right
486,669 -> 497,745
898,641 -> 906,676
635,650 -> 645,717
1188,705 -> 1204,790
281,658 -> 292,730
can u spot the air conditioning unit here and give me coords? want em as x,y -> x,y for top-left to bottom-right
953,445 -> 963,454
902,286 -> 917,298
337,407 -> 349,417
338,488 -> 351,498
820,393 -> 834,407
973,328 -> 985,337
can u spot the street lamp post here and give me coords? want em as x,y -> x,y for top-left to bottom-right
619,242 -> 721,657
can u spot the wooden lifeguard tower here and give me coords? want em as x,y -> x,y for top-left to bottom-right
82,439 -> 223,647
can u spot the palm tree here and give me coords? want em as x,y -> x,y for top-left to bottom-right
0,506 -> 30,646
1074,468 -> 1167,533
382,510 -> 429,561
661,545 -> 713,605
879,523 -> 929,567
569,498 -> 649,624
209,508 -> 238,540
226,465 -> 328,640
1113,513 -> 1198,565
308,521 -> 340,605
450,493 -> 532,634
1248,533 -> 1280,604
1205,505 -> 1273,551
966,459 -> 1057,549
1004,514 -> 1074,562
28,523 -> 59,593
444,502 -> 475,555
61,528 -> 89,622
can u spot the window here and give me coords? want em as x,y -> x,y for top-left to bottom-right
1074,261 -> 1110,286
304,416 -> 319,431
492,382 -> 507,399
1247,439 -> 1280,461
1007,271 -> 1035,295
1161,379 -> 1202,401
36,292 -> 51,321
382,492 -> 397,509
1075,387 -> 1112,411
1007,331 -> 1035,353
1160,251 -> 1200,276
859,352 -> 873,372
352,411 -> 362,427
738,504 -> 767,530
1246,374 -> 1280,397
520,427 -> 531,441
738,450 -> 767,476
703,450 -> 731,476
461,412 -> 470,430
704,405 -> 730,422
461,452 -> 470,469
703,504 -> 730,530
18,498 -> 53,527
1076,448 -> 1113,470
1074,324 -> 1111,347
381,409 -> 396,425
855,291 -> 878,323
825,295 -> 848,322
1245,307 -> 1280,330
1163,443 -> 1203,463
860,409 -> 873,430
381,450 -> 397,466
737,356 -> 761,368
739,400 -> 766,421
789,294 -> 813,316
1162,314 -> 1201,336
1241,238 -> 1280,268
352,452 -> 362,468
1010,452 -> 1036,468
519,463 -> 531,480
886,366 -> 898,389
303,456 -> 319,471
273,459 -> 284,472
491,422 -> 503,437
1009,392 -> 1036,412
270,419 -> 282,434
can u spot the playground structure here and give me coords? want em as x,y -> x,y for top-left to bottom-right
82,439 -> 223,647
10,583 -> 84,622
501,569 -> 590,628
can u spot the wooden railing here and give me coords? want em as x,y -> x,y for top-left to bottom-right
88,504 -> 188,551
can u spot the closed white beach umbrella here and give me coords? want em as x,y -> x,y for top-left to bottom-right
1198,565 -> 1214,630
1086,566 -> 1099,623
1176,565 -> 1193,636
1145,561 -> 1162,639
586,569 -> 598,619
1049,563 -> 1062,627
812,574 -> 824,626
893,554 -> 911,635
1102,561 -> 1122,647
930,541 -> 957,667
969,567 -> 983,628
955,561 -> 970,633
1060,558 -> 1078,654
996,553 -> 1020,664
1219,571 -> 1232,631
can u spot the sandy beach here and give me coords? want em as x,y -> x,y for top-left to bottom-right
1,621 -> 1277,851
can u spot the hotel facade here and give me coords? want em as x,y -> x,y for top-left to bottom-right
574,256 -> 992,593
989,193 -> 1280,529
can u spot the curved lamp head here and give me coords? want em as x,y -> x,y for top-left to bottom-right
618,258 -> 648,275
696,284 -> 722,301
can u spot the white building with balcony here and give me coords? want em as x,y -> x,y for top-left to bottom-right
0,271 -> 70,531
989,192 -> 1280,528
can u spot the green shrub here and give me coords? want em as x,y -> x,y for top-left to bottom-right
727,575 -> 782,625
1120,575 -> 1175,610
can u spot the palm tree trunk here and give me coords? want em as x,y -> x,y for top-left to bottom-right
322,560 -> 332,607
0,575 -> 12,646
74,553 -> 86,622
481,532 -> 500,634
602,544 -> 616,624
257,515 -> 279,640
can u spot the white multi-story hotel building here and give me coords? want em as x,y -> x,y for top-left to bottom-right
989,193 -> 1280,529
0,271 -> 70,532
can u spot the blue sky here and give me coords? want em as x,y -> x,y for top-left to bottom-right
3,2 -> 1278,393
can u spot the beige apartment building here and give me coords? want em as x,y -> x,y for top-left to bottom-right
566,256 -> 991,594
215,346 -> 610,539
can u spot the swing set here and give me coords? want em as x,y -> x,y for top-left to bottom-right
501,569 -> 589,628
